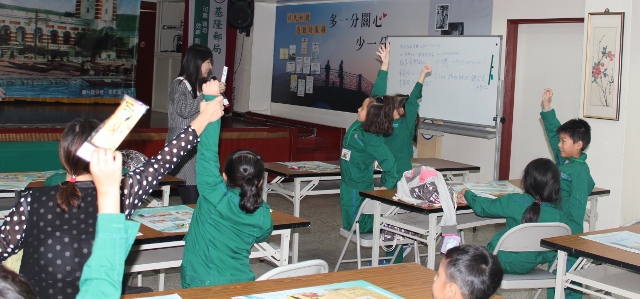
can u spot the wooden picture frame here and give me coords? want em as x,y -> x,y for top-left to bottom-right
583,12 -> 624,120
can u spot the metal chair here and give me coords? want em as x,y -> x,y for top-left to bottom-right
623,218 -> 640,227
335,199 -> 421,271
492,222 -> 571,299
257,259 -> 329,281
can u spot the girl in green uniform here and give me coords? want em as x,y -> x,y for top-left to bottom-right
340,94 -> 397,234
457,158 -> 564,274
181,80 -> 273,288
372,43 -> 432,181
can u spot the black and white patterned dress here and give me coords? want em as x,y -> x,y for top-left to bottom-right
166,78 -> 202,186
0,126 -> 199,299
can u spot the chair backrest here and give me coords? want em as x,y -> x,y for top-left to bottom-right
623,218 -> 640,227
492,222 -> 571,254
121,149 -> 148,171
256,259 -> 329,281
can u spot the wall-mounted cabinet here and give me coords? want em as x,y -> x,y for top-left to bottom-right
152,0 -> 184,113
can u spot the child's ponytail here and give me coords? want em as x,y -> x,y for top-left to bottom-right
240,176 -> 262,213
520,158 -> 561,223
224,150 -> 265,214
57,118 -> 100,212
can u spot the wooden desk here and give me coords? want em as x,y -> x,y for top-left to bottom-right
121,263 -> 504,299
262,158 -> 480,263
541,224 -> 640,298
509,179 -> 610,232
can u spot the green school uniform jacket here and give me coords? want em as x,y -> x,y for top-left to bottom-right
541,109 -> 595,234
370,70 -> 423,183
181,118 -> 273,288
340,121 -> 397,233
464,191 -> 564,274
77,214 -> 139,299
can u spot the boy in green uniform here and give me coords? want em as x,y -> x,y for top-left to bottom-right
540,88 -> 594,299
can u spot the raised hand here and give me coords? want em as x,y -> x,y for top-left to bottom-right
419,64 -> 432,83
541,88 -> 553,111
90,148 -> 123,214
376,42 -> 390,71
202,79 -> 221,96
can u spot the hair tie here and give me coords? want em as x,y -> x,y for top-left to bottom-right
69,175 -> 77,183
535,199 -> 542,205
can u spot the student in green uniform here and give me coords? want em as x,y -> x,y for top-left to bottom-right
340,94 -> 397,234
540,88 -> 594,299
181,80 -> 273,288
372,43 -> 432,181
369,44 -> 432,264
457,158 -> 564,274
540,88 -> 594,235
77,148 -> 139,299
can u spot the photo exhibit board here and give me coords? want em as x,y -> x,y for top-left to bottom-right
387,36 -> 502,127
270,0 -> 429,113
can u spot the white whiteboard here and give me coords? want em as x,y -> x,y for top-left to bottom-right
387,36 -> 502,127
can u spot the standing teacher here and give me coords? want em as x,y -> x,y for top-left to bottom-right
167,44 -> 224,204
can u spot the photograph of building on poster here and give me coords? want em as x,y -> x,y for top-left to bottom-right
0,0 -> 141,102
271,0 -> 428,113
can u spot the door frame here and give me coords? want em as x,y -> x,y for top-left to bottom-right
498,18 -> 584,180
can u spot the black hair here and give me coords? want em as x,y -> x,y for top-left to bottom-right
224,149 -> 265,213
442,245 -> 503,299
557,118 -> 591,152
362,96 -> 395,137
389,94 -> 409,118
0,265 -> 37,299
521,158 -> 561,223
57,118 -> 100,212
178,44 -> 214,99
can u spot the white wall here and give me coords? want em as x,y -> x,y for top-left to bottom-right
438,0 -> 586,184
509,23 -> 584,179
232,2 -> 276,113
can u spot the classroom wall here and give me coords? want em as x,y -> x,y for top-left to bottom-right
235,0 -> 640,227
583,0 -> 640,228
232,2 -> 276,113
435,0 -> 587,184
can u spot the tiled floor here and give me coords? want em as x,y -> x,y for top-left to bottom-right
129,192 -> 566,299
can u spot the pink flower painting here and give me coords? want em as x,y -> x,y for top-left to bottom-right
589,32 -> 618,107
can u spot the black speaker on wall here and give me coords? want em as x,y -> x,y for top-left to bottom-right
228,0 -> 254,36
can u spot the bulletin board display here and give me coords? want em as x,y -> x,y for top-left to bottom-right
270,0 -> 429,113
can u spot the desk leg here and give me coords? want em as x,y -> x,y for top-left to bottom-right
262,172 -> 269,202
280,229 -> 290,266
555,250 -> 568,299
291,178 -> 302,263
426,213 -> 438,269
371,200 -> 381,267
588,195 -> 598,232
161,185 -> 170,207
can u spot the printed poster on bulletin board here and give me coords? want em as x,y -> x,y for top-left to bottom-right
271,0 -> 428,113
